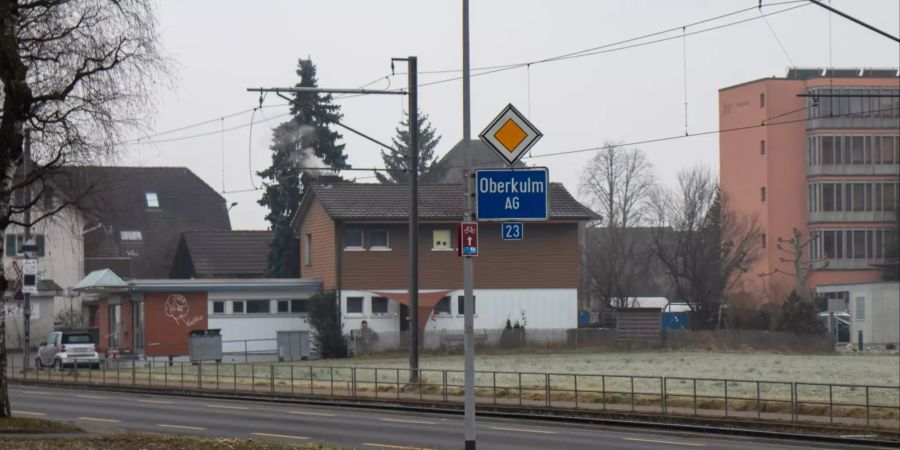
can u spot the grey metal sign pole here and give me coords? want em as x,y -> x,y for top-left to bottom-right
407,56 -> 420,382
462,1 -> 476,448
23,130 -> 32,372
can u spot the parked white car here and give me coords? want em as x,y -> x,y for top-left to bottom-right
36,331 -> 100,370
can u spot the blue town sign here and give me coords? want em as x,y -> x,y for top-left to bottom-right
475,168 -> 549,221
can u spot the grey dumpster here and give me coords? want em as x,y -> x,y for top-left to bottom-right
277,331 -> 310,361
189,329 -> 222,363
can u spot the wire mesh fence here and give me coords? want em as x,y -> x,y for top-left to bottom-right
7,356 -> 898,430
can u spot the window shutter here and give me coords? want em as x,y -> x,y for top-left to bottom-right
36,235 -> 46,257
5,234 -> 16,256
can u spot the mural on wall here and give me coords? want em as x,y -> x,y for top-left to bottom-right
164,294 -> 202,326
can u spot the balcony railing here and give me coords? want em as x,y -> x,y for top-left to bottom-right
808,210 -> 897,224
808,164 -> 900,177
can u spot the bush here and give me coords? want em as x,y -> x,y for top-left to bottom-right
777,291 -> 825,335
308,290 -> 347,358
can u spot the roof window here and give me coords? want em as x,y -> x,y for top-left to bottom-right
146,192 -> 159,208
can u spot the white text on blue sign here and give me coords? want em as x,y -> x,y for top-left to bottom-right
475,168 -> 549,221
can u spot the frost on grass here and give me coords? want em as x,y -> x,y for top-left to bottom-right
298,351 -> 900,386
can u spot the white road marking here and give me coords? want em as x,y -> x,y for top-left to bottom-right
362,444 -> 431,450
251,432 -> 309,440
158,424 -> 206,431
287,410 -> 335,417
206,404 -> 248,410
21,390 -> 49,395
488,426 -> 557,435
78,416 -> 120,423
379,418 -> 437,425
76,394 -> 108,400
622,437 -> 705,447
12,410 -> 46,416
138,399 -> 173,405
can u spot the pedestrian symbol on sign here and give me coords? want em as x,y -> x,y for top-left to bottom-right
458,222 -> 478,257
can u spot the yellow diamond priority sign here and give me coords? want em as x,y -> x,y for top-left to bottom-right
479,103 -> 542,165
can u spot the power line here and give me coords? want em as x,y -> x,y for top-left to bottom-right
414,2 -> 810,90
400,0 -> 807,77
527,106 -> 899,160
115,3 -> 809,149
376,1 -> 806,91
217,106 -> 899,197
120,111 -> 293,146
121,103 -> 290,144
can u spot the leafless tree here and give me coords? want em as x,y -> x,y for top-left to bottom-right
0,0 -> 167,417
762,228 -> 828,298
579,143 -> 657,312
580,142 -> 656,228
651,166 -> 762,329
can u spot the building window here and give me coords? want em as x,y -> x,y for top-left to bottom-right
5,234 -> 45,257
291,300 -> 309,314
146,192 -> 159,208
851,136 -> 864,164
347,297 -> 363,314
760,187 -> 766,202
246,300 -> 270,314
761,233 -> 766,249
855,296 -> 865,321
345,229 -> 363,249
435,297 -> 451,315
291,300 -> 308,313
120,230 -> 143,241
277,300 -> 289,313
232,301 -> 245,313
760,140 -> 766,155
372,297 -> 388,314
370,230 -> 389,249
457,295 -> 476,315
885,183 -> 896,212
433,229 -> 451,250
43,187 -> 54,210
212,301 -> 225,314
304,234 -> 312,266
759,93 -> 765,108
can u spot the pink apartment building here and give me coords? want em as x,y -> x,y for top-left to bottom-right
720,68 -> 899,306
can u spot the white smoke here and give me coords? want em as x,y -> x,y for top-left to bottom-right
288,124 -> 335,178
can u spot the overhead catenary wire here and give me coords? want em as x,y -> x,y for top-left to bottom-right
115,2 -> 810,150
759,6 -> 796,68
682,27 -> 689,135
215,105 -> 900,197
527,105 -> 899,160
387,1 -> 810,91
399,0 -> 809,77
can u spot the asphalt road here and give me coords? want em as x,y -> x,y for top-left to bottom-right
5,384 -> 892,450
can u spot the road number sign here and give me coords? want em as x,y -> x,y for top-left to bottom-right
501,222 -> 524,240
475,168 -> 549,221
458,222 -> 478,257
22,259 -> 38,294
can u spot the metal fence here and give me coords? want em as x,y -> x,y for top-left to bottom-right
7,357 -> 898,430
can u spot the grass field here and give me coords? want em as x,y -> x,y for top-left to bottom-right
15,350 -> 900,424
294,350 -> 900,386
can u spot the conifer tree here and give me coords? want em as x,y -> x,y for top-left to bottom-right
375,109 -> 441,184
258,59 -> 348,277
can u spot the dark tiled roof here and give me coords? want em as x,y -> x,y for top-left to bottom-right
423,139 -> 525,184
176,230 -> 274,278
309,183 -> 597,221
57,166 -> 231,278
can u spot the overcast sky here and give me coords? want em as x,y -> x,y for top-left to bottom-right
117,0 -> 900,230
